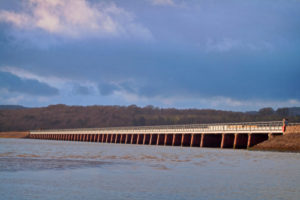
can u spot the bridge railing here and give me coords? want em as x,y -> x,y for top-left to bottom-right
30,121 -> 283,133
288,122 -> 300,126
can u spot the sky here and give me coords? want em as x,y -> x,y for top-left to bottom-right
0,0 -> 299,111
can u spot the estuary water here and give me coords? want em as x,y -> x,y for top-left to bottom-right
0,138 -> 299,200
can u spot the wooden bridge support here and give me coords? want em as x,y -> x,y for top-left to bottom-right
138,134 -> 144,144
234,134 -> 248,149
131,134 -> 138,144
182,134 -> 191,147
191,134 -> 201,147
221,134 -> 235,148
144,134 -> 150,144
247,133 -> 269,148
150,134 -> 157,145
165,134 -> 173,146
126,134 -> 132,144
173,134 -> 182,146
157,134 -> 165,145
201,134 -> 222,148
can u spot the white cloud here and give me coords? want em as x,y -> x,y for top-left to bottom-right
0,89 -> 25,105
151,0 -> 175,6
0,0 -> 152,40
113,91 -> 300,111
0,66 -> 98,95
205,38 -> 274,52
0,66 -> 66,88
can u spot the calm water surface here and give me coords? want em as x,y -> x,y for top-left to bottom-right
0,138 -> 299,200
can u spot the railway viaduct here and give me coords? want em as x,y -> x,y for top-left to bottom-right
29,121 -> 286,149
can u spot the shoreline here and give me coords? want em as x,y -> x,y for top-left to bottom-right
250,125 -> 300,153
0,131 -> 30,138
250,133 -> 300,153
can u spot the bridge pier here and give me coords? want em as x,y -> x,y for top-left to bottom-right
113,134 -> 117,143
102,134 -> 106,143
164,134 -> 172,145
131,134 -> 138,144
221,134 -> 234,148
115,134 -> 120,143
164,134 -> 173,146
137,134 -> 143,144
119,134 -> 124,143
173,134 -> 182,146
125,134 -> 131,144
202,134 -> 222,148
191,134 -> 201,147
234,134 -> 248,149
150,134 -> 158,145
106,134 -> 110,143
157,134 -> 165,145
182,134 -> 191,147
99,134 -> 103,143
143,134 -> 149,144
247,133 -> 269,148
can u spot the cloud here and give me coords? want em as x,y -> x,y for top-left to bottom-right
98,82 -> 119,96
204,38 -> 274,52
150,0 -> 175,6
0,0 -> 152,40
0,71 -> 59,96
72,85 -> 93,95
114,90 -> 300,111
98,80 -> 137,96
0,66 -> 99,96
0,66 -> 67,88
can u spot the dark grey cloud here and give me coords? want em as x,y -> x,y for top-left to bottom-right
72,85 -> 93,95
0,0 -> 300,109
98,82 -> 119,96
97,81 -> 137,96
0,71 -> 59,96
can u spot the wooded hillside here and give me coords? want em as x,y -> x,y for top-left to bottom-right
0,104 -> 299,131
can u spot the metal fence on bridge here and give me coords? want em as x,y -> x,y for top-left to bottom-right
30,121 -> 284,134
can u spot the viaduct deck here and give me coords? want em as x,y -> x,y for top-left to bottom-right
30,121 -> 284,149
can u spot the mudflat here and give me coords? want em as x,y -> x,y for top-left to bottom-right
251,133 -> 300,152
0,131 -> 29,138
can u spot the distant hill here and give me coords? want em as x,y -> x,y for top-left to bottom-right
0,105 -> 27,110
288,107 -> 300,116
0,104 -> 299,132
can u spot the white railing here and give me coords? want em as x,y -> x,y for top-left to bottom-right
30,121 -> 284,134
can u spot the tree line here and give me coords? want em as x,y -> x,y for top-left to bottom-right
0,104 -> 299,131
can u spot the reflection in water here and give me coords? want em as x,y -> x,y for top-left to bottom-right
0,138 -> 300,200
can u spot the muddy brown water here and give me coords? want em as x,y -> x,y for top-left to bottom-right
0,138 -> 300,200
